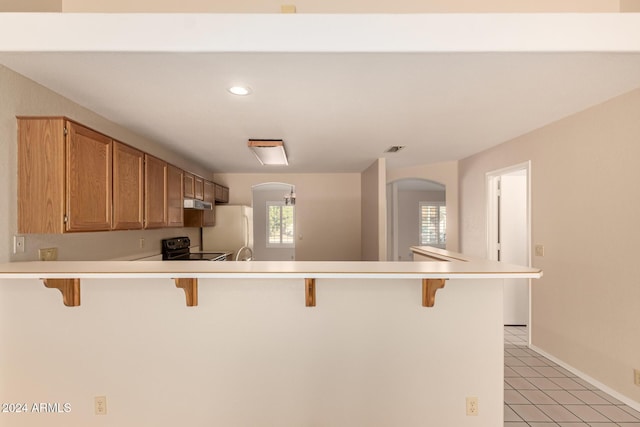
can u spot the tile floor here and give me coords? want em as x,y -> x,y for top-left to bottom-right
504,326 -> 640,426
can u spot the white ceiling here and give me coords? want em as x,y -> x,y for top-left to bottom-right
1,15 -> 640,174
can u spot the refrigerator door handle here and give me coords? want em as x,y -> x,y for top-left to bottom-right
243,215 -> 249,247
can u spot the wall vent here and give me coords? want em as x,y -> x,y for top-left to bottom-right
385,145 -> 406,153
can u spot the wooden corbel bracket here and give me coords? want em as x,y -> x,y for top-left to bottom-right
42,278 -> 81,307
422,278 -> 447,307
174,278 -> 198,307
305,278 -> 316,307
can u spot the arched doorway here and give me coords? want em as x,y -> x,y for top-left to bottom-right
252,182 -> 296,261
387,178 -> 446,261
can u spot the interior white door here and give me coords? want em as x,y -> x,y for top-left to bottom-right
499,172 -> 529,325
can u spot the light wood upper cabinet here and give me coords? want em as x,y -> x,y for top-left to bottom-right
183,172 -> 194,199
65,122 -> 113,232
144,154 -> 167,229
194,176 -> 204,200
113,141 -> 144,230
214,183 -> 230,204
18,117 -> 113,233
18,116 -> 213,234
167,164 -> 184,227
184,179 -> 215,228
203,180 -> 215,226
18,118 -> 66,233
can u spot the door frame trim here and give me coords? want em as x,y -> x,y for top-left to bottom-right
486,161 -> 532,340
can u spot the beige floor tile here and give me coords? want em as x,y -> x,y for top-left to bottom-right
594,405 -> 640,422
569,390 -> 611,405
510,404 -> 553,422
544,390 -> 584,405
505,390 -> 530,404
564,404 -> 610,422
519,390 -> 557,405
538,404 -> 582,422
504,404 -> 523,422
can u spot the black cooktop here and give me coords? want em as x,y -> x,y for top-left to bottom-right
161,237 -> 227,261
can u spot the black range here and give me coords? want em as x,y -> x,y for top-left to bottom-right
161,237 -> 228,261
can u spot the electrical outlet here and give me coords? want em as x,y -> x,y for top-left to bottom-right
38,247 -> 58,261
634,369 -> 640,386
466,396 -> 478,416
95,396 -> 107,415
535,245 -> 545,257
139,238 -> 145,248
281,4 -> 297,13
13,236 -> 25,253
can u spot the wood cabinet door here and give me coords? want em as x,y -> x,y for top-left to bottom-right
167,164 -> 184,227
214,183 -> 223,201
65,121 -> 112,232
18,118 -> 66,234
144,154 -> 167,228
194,176 -> 204,200
113,141 -> 144,230
203,180 -> 215,226
221,186 -> 229,203
213,183 -> 229,203
184,172 -> 195,199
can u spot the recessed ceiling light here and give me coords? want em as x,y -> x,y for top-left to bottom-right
228,86 -> 252,96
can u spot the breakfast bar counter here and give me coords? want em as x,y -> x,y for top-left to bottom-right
0,249 -> 541,427
0,254 -> 541,280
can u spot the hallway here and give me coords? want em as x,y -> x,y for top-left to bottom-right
505,327 -> 640,426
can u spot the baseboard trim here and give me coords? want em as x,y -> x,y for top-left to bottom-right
529,344 -> 640,413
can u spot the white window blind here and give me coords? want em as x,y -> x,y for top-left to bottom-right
419,202 -> 446,247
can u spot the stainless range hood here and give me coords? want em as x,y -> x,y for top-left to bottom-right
183,199 -> 213,210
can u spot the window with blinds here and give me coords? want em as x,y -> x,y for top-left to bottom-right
267,202 -> 295,248
419,202 -> 446,247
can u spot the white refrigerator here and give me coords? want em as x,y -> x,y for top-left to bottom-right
201,205 -> 253,260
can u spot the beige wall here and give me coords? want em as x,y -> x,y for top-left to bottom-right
459,88 -> 640,406
388,161 -> 460,252
0,0 -> 625,12
213,173 -> 362,261
0,65 -> 210,262
620,0 -> 640,12
361,159 -> 386,261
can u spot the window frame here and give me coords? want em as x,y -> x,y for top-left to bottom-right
266,201 -> 295,248
418,201 -> 446,248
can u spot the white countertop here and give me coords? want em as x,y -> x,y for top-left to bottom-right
0,247 -> 542,280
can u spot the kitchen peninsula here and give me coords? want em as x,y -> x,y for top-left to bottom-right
0,248 -> 540,426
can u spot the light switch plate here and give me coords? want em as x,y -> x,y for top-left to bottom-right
535,245 -> 545,257
13,236 -> 25,253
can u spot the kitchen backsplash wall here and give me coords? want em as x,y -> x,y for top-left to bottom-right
1,65 -> 208,262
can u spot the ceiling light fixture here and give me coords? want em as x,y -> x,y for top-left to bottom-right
248,139 -> 288,166
284,186 -> 296,206
228,85 -> 252,96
